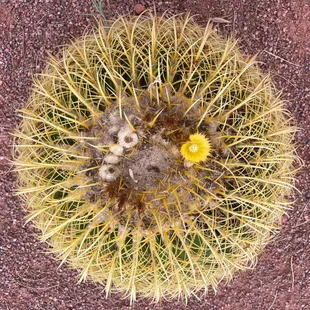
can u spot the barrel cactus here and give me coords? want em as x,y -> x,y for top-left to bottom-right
14,13 -> 298,302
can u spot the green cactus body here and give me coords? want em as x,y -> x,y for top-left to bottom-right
14,13 -> 298,302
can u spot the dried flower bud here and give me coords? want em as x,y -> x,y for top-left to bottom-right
99,164 -> 120,182
118,126 -> 138,148
109,144 -> 124,156
104,154 -> 121,164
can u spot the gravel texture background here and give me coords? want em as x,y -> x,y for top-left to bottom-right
0,1 -> 309,309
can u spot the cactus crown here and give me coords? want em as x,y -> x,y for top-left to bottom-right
14,13 -> 298,303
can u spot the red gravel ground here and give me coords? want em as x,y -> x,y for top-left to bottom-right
0,1 -> 309,309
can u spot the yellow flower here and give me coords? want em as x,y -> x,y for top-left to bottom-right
181,133 -> 211,163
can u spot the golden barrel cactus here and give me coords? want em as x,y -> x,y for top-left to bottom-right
14,13 -> 298,302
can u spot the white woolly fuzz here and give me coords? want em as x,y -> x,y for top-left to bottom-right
108,125 -> 120,135
118,124 -> 133,136
99,164 -> 120,182
169,145 -> 181,158
184,160 -> 194,168
109,144 -> 124,156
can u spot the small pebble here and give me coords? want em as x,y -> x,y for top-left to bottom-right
281,215 -> 289,225
134,3 -> 145,15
